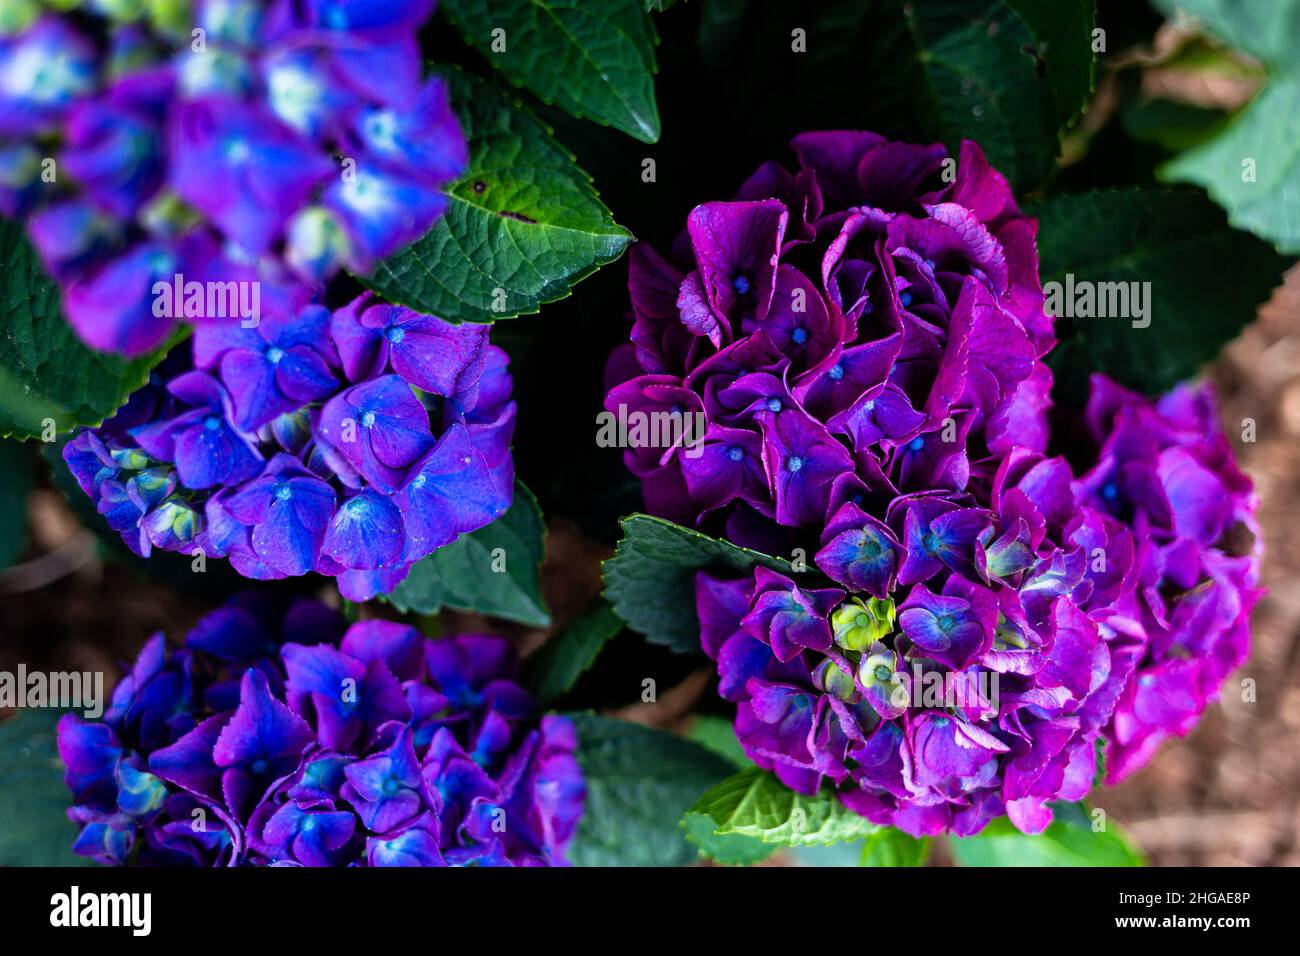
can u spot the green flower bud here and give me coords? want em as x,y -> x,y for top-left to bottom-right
0,0 -> 40,36
111,448 -> 152,471
812,658 -> 859,702
286,206 -> 350,282
146,0 -> 193,41
831,596 -> 896,651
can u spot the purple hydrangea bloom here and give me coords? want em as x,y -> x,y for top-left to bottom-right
698,443 -> 1140,838
604,132 -> 1052,538
611,131 -> 1260,838
0,2 -> 465,355
1075,375 -> 1262,784
64,294 -> 514,600
58,594 -> 586,867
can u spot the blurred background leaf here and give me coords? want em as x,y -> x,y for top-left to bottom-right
0,220 -> 172,441
565,712 -> 735,866
0,711 -> 91,867
1034,188 -> 1289,403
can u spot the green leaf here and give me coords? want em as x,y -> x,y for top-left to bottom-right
1151,0 -> 1300,252
564,712 -> 735,866
442,0 -> 660,142
603,513 -> 791,653
522,598 -> 622,705
1121,98 -> 1235,154
1032,188 -> 1289,400
688,766 -> 878,847
0,218 -> 172,440
681,811 -> 778,865
0,438 -> 32,569
949,803 -> 1146,866
686,714 -> 748,768
1160,78 -> 1300,251
382,480 -> 550,627
860,828 -> 932,867
362,69 -> 632,322
0,710 -> 92,866
821,0 -> 1095,190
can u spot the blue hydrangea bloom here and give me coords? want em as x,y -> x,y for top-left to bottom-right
58,594 -> 586,867
64,294 -> 515,600
0,1 -> 465,355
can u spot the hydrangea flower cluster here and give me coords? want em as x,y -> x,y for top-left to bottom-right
694,441 -> 1140,837
607,131 -> 1260,837
63,293 -> 515,600
604,131 -> 1052,546
1076,375 -> 1262,784
58,593 -> 586,866
0,0 -> 464,354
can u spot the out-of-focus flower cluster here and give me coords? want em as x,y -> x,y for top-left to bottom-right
606,132 -> 1261,837
64,293 -> 515,600
0,0 -> 464,355
58,594 -> 586,866
1077,376 -> 1262,784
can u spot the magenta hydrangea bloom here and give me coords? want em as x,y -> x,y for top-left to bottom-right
57,593 -> 585,867
1075,375 -> 1262,784
63,293 -> 514,600
0,1 -> 465,355
604,131 -> 1052,541
608,131 -> 1261,838
697,440 -> 1140,838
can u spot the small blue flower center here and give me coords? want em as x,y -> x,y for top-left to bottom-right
266,346 -> 284,364
1101,481 -> 1119,501
727,446 -> 744,462
385,326 -> 405,345
361,411 -> 376,428
251,758 -> 269,775
908,436 -> 925,452
922,531 -> 942,554
787,456 -> 805,473
790,327 -> 808,345
203,415 -> 221,431
860,534 -> 882,558
382,777 -> 401,795
225,138 -> 252,164
323,3 -> 349,28
274,483 -> 292,501
410,473 -> 428,490
874,665 -> 892,682
732,273 -> 752,295
300,816 -> 317,833
828,363 -> 844,381
765,397 -> 782,412
899,291 -> 913,308
936,613 -> 957,633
